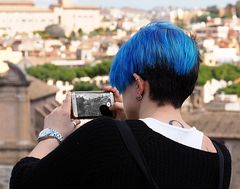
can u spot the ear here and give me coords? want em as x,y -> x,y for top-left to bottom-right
133,73 -> 144,95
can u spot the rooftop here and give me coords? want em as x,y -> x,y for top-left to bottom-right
28,76 -> 58,101
0,0 -> 34,6
182,110 -> 240,139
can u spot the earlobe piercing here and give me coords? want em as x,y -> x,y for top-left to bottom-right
136,95 -> 143,101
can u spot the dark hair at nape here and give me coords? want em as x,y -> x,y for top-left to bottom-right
140,61 -> 200,109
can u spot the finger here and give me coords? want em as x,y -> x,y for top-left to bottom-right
103,86 -> 116,94
106,87 -> 122,102
110,102 -> 124,111
62,92 -> 72,112
72,119 -> 81,128
114,102 -> 124,110
103,86 -> 122,102
113,87 -> 122,102
103,85 -> 112,91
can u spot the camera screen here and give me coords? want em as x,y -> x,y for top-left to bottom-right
72,92 -> 114,118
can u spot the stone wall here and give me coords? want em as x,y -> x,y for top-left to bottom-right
0,165 -> 13,189
0,86 -> 34,164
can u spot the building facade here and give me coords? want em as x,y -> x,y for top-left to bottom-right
0,0 -> 101,36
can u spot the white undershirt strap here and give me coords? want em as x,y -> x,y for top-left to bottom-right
140,118 -> 204,150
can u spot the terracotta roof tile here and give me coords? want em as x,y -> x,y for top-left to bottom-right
28,76 -> 58,101
182,110 -> 240,139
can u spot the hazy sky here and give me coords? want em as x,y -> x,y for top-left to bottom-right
35,0 -> 237,10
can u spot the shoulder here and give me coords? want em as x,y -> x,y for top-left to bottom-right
202,135 -> 217,153
202,136 -> 232,162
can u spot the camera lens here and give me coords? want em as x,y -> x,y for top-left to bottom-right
99,105 -> 113,117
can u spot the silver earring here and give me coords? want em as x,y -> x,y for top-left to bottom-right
136,95 -> 143,101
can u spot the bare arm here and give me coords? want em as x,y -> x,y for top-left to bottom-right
28,92 -> 79,159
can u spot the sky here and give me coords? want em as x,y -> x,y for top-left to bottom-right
35,0 -> 238,10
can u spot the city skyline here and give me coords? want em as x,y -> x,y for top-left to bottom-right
35,0 -> 238,10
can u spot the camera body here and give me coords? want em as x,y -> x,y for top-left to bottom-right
71,91 -> 114,118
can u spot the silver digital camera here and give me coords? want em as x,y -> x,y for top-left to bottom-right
71,91 -> 114,118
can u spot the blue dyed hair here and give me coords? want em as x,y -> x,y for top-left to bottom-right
109,21 -> 200,93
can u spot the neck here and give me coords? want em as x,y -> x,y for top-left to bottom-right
139,99 -> 190,128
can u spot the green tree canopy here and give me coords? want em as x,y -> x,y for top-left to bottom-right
69,31 -> 77,40
236,1 -> 240,17
206,5 -> 220,18
27,64 -> 76,82
174,16 -> 186,29
89,27 -> 115,36
45,24 -> 65,38
218,84 -> 240,97
197,65 -> 214,85
212,64 -> 240,81
191,14 -> 209,23
73,81 -> 100,91
197,64 -> 240,85
224,3 -> 234,18
26,59 -> 112,82
78,28 -> 84,37
33,30 -> 51,39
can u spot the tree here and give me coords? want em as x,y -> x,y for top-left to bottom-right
206,5 -> 219,18
58,68 -> 76,82
174,16 -> 186,29
197,65 -> 214,85
26,59 -> 113,82
45,24 -> 65,38
75,68 -> 87,78
73,81 -> 100,91
69,31 -> 77,40
212,64 -> 240,81
236,1 -> 240,18
191,14 -> 208,23
33,30 -> 51,39
224,4 -> 234,18
89,27 -> 114,36
197,64 -> 240,86
78,28 -> 84,37
218,84 -> 240,96
26,64 -> 76,82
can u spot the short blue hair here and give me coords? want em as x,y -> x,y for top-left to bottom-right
109,21 -> 199,93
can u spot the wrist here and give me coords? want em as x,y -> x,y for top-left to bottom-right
38,128 -> 64,144
28,138 -> 59,159
38,137 -> 59,146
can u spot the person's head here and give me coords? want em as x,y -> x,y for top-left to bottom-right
109,21 -> 200,118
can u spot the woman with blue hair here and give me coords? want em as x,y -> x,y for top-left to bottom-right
11,21 -> 231,189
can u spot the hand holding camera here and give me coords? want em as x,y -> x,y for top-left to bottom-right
41,87 -> 125,145
103,86 -> 126,120
71,86 -> 126,120
43,92 -> 79,139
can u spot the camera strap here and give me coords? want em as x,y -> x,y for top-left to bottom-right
115,120 -> 159,189
212,140 -> 225,189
